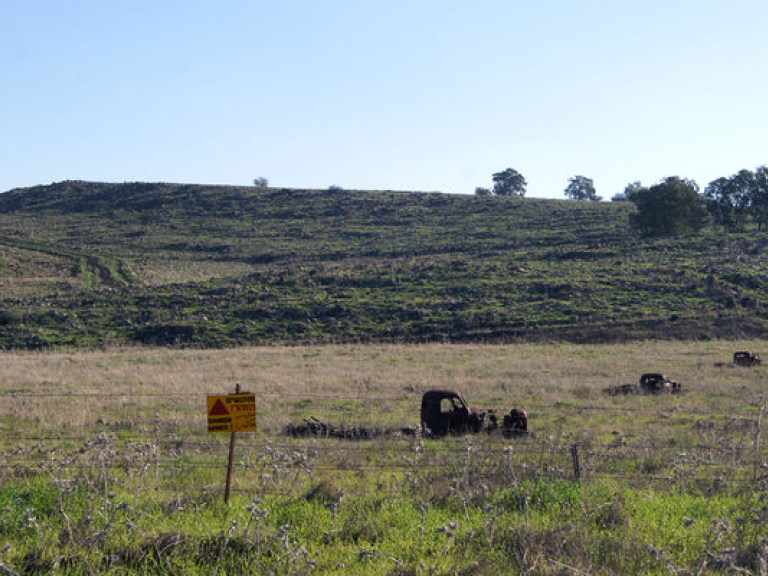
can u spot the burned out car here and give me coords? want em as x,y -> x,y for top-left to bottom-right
714,351 -> 761,368
733,351 -> 761,367
607,373 -> 684,395
420,389 -> 527,438
420,389 -> 485,436
284,389 -> 528,440
639,373 -> 683,394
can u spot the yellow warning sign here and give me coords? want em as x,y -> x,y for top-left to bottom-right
207,393 -> 257,433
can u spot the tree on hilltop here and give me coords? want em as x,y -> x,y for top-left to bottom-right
703,168 -> 768,231
752,166 -> 768,230
492,168 -> 527,197
564,175 -> 601,201
628,177 -> 709,237
704,176 -> 741,231
623,181 -> 643,201
610,181 -> 643,203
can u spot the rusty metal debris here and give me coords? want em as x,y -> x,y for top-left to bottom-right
283,417 -> 417,440
419,389 -> 527,438
282,390 -> 528,440
714,351 -> 761,368
284,417 -> 381,439
606,373 -> 685,395
733,351 -> 761,367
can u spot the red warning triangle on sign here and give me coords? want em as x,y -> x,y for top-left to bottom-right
209,398 -> 229,416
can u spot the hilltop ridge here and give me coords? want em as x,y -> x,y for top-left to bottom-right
0,180 -> 766,348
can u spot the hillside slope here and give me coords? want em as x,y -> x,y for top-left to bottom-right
0,180 -> 766,348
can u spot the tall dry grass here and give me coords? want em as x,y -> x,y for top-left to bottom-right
0,340 -> 764,436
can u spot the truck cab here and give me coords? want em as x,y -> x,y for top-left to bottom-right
733,351 -> 761,367
639,373 -> 682,394
420,389 -> 486,437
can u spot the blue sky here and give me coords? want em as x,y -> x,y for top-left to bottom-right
2,1 -> 767,198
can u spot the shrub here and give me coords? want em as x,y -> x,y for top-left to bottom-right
0,309 -> 21,326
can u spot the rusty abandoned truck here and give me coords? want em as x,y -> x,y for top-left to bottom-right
733,351 -> 761,367
606,373 -> 684,395
284,389 -> 528,439
420,389 -> 528,437
714,351 -> 762,368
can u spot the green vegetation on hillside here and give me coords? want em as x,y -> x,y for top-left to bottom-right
0,180 -> 767,349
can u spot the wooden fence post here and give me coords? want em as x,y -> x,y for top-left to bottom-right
571,444 -> 581,481
224,383 -> 240,504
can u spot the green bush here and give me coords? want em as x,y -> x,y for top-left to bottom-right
0,309 -> 21,326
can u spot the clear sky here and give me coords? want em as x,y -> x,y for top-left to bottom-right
2,1 -> 767,198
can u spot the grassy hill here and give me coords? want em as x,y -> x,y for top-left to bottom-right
0,180 -> 767,349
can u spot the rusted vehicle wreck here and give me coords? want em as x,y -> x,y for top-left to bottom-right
283,389 -> 528,440
733,351 -> 761,367
606,373 -> 684,396
420,389 -> 528,438
714,351 -> 762,368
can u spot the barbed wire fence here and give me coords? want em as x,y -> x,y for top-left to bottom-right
2,390 -> 767,499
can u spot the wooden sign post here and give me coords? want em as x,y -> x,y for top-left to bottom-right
207,384 -> 257,503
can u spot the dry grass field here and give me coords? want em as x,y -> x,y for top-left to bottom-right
1,339 -> 763,434
1,340 -> 767,574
